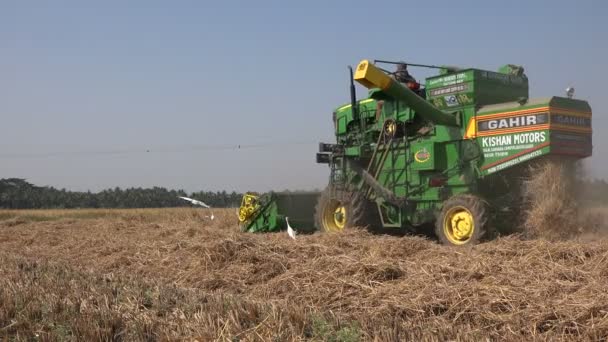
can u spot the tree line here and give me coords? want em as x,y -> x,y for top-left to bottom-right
1,177 -> 606,210
0,178 -> 242,209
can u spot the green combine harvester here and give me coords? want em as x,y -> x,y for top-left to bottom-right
239,59 -> 592,245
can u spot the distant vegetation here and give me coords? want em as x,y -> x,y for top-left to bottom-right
1,177 -> 606,210
0,178 -> 242,209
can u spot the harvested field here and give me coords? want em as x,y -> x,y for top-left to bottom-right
1,208 -> 608,341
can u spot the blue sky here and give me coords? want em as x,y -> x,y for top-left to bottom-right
1,0 -> 606,192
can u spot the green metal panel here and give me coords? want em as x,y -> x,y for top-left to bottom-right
336,113 -> 348,135
242,198 -> 281,233
345,146 -> 361,157
334,98 -> 379,137
241,192 -> 319,233
273,192 -> 318,232
372,140 -> 408,198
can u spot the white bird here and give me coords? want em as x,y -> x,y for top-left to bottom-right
285,217 -> 297,240
179,196 -> 215,220
179,196 -> 211,208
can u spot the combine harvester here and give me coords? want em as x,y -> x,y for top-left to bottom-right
239,59 -> 593,246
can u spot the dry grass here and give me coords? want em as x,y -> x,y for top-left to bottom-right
1,207 -> 608,341
523,160 -> 607,240
522,160 -> 579,239
0,207 -> 207,222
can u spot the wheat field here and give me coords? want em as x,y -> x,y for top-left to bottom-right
1,206 -> 608,341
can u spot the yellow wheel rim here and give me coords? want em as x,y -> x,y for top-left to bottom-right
443,206 -> 475,245
322,200 -> 347,232
334,206 -> 346,230
386,123 -> 395,135
384,120 -> 396,138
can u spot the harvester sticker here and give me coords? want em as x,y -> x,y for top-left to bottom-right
475,107 -> 593,173
482,132 -> 546,148
478,113 -> 548,132
463,107 -> 551,139
481,132 -> 547,158
551,114 -> 592,128
414,148 -> 431,163
427,72 -> 471,87
482,143 -> 548,174
457,93 -> 473,105
465,107 -> 593,139
429,83 -> 470,97
444,95 -> 459,107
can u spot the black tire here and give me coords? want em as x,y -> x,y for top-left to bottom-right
435,194 -> 488,246
314,186 -> 380,233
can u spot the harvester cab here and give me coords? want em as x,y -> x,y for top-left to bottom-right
238,59 -> 592,246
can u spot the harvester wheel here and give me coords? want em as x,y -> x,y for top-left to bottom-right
314,187 -> 378,233
435,194 -> 488,246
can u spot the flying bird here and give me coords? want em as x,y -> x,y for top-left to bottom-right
286,217 -> 297,240
179,196 -> 211,208
178,196 -> 214,220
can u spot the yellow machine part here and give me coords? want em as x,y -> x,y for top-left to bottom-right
443,206 -> 475,245
238,193 -> 260,223
354,59 -> 393,90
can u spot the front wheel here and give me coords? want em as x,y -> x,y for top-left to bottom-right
314,186 -> 379,233
435,194 -> 489,246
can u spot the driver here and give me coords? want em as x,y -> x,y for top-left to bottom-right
394,63 -> 417,84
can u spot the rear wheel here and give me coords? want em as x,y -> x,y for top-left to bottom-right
314,186 -> 379,232
435,194 -> 488,246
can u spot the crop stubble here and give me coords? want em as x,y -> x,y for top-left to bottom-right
0,206 -> 608,341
